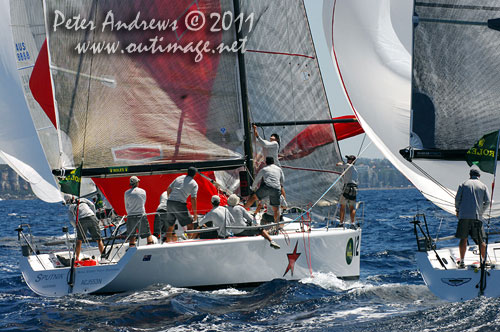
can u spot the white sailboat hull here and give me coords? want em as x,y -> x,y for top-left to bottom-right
21,227 -> 361,297
416,243 -> 500,301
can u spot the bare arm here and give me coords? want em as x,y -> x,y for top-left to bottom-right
191,196 -> 198,221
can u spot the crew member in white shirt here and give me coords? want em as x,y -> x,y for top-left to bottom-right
124,176 -> 153,247
244,156 -> 285,223
165,167 -> 199,242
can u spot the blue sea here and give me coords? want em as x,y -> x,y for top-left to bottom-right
2,188 -> 500,332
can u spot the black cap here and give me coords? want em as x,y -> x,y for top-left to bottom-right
187,166 -> 197,177
346,155 -> 356,161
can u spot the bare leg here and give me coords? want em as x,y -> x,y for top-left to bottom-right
97,240 -> 104,254
129,236 -> 136,247
480,242 -> 486,262
349,204 -> 356,224
75,240 -> 82,261
244,194 -> 258,209
272,206 -> 279,223
186,223 -> 196,239
459,238 -> 467,261
339,204 -> 346,224
260,229 -> 272,242
166,226 -> 176,242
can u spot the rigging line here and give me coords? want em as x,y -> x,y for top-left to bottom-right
283,143 -> 373,225
356,134 -> 368,157
81,0 -> 100,167
415,2 -> 500,11
418,17 -> 488,27
406,157 -> 456,199
280,165 -> 341,174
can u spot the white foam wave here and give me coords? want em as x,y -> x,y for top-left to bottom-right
300,271 -> 365,291
210,288 -> 247,296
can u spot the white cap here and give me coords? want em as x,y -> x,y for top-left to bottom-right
227,194 -> 240,206
211,195 -> 220,204
130,176 -> 140,185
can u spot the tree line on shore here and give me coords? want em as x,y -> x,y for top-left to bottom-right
0,159 -> 411,199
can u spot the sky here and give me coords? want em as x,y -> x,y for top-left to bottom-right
304,0 -> 383,159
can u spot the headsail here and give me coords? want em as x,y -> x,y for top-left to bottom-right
0,0 -> 60,202
325,0 -> 500,216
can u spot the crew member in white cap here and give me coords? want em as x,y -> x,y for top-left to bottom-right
198,195 -> 235,238
226,194 -> 280,249
124,176 -> 153,247
164,167 -> 199,242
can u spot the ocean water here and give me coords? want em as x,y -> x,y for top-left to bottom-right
1,188 -> 500,332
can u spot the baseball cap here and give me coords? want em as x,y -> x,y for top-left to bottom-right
211,195 -> 220,204
227,194 -> 240,206
130,176 -> 140,185
346,155 -> 356,161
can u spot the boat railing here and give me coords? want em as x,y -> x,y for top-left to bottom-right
15,224 -> 46,269
411,213 -> 448,269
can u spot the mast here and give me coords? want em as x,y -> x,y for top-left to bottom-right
232,0 -> 254,178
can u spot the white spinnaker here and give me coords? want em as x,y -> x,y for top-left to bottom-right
0,0 -> 60,202
323,0 -> 500,216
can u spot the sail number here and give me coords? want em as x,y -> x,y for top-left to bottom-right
15,42 -> 31,62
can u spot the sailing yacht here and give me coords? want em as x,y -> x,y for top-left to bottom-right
325,0 -> 500,301
3,0 -> 364,296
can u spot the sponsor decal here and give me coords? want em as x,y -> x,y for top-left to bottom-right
143,255 -> 152,262
441,278 -> 472,287
283,241 -> 301,277
35,273 -> 64,283
346,238 -> 354,265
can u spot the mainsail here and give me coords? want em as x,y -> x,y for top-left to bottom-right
240,0 -> 344,206
324,0 -> 500,216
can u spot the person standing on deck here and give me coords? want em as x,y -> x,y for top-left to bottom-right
253,124 -> 281,167
65,194 -> 104,261
455,165 -> 490,268
244,156 -> 285,224
164,167 -> 199,242
336,155 -> 358,228
124,176 -> 154,247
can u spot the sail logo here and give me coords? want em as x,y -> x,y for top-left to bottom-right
346,236 -> 360,265
441,278 -> 471,287
466,147 -> 495,158
112,145 -> 163,163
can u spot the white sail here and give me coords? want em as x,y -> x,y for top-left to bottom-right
323,0 -> 500,216
0,0 -> 60,202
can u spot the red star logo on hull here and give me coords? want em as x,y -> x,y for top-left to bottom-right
283,241 -> 301,277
